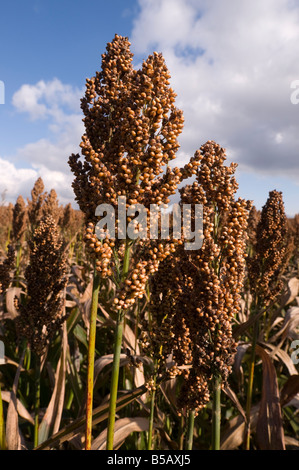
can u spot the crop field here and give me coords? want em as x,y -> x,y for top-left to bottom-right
0,35 -> 299,452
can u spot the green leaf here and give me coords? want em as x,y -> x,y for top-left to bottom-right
73,324 -> 88,349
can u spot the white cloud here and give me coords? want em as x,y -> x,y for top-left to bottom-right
0,158 -> 37,199
131,0 -> 299,183
0,156 -> 75,206
12,78 -> 83,120
0,78 -> 84,205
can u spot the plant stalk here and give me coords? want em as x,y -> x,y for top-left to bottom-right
106,239 -> 131,450
85,268 -> 101,450
147,377 -> 157,450
211,373 -> 221,450
186,410 -> 195,450
243,317 -> 259,450
34,354 -> 41,448
179,415 -> 185,450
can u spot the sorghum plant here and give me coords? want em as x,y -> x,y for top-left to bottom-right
248,190 -> 292,308
27,177 -> 46,232
12,195 -> 27,244
42,189 -> 61,224
0,245 -> 15,296
12,195 -> 28,285
144,140 -> 251,448
15,214 -> 68,355
0,204 -> 13,250
246,205 -> 260,254
244,190 -> 293,449
68,34 -> 201,449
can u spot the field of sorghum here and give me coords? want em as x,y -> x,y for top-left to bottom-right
0,34 -> 299,451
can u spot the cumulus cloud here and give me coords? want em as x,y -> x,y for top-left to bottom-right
2,5 -> 299,215
12,78 -> 83,120
131,0 -> 299,181
1,78 -> 84,205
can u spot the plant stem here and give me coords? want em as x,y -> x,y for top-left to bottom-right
211,373 -> 221,450
179,415 -> 185,450
186,410 -> 195,450
106,239 -> 131,450
106,310 -> 125,450
243,317 -> 259,450
147,375 -> 157,450
34,354 -> 41,447
85,268 -> 101,450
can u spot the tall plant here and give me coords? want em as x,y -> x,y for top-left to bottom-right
68,34 -> 201,450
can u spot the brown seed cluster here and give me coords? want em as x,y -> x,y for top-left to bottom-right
42,188 -> 61,223
16,215 -> 68,355
0,244 -> 15,295
247,190 -> 293,306
287,213 -> 299,261
246,205 -> 261,250
60,203 -> 85,239
0,204 -> 13,250
12,195 -> 27,243
27,177 -> 46,231
143,141 -> 251,413
68,34 -> 201,309
114,238 -> 180,311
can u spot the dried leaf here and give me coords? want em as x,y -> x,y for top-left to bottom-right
160,377 -> 177,412
91,417 -> 151,450
80,279 -> 93,304
71,265 -> 84,281
233,342 -> 250,385
94,354 -> 128,384
280,277 -> 299,307
262,342 -> 298,376
220,404 -> 259,450
1,391 -> 34,425
97,307 -> 146,393
6,350 -> 25,450
233,307 -> 265,339
255,344 -> 285,450
5,287 -> 22,319
38,323 -> 68,444
284,307 -> 299,340
35,384 -> 148,450
223,384 -> 246,422
280,374 -> 299,407
285,436 -> 299,448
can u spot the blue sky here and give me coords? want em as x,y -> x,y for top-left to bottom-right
1,0 -> 299,216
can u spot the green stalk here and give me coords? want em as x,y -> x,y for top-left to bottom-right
34,354 -> 41,447
85,268 -> 101,450
179,415 -> 185,450
186,410 -> 195,450
106,240 -> 131,450
147,376 -> 157,450
211,373 -> 221,450
243,317 -> 259,450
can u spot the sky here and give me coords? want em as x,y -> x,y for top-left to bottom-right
0,0 -> 299,216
